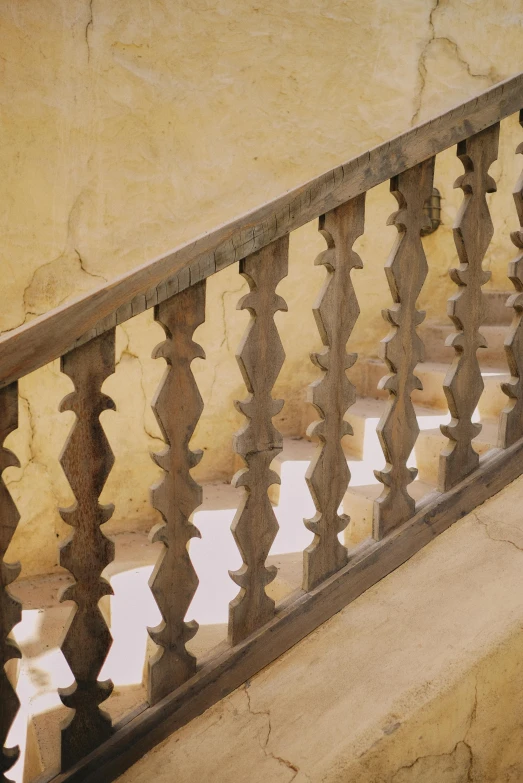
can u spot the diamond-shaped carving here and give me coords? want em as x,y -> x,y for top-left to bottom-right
303,195 -> 365,589
147,282 -> 205,705
439,124 -> 499,491
228,236 -> 288,645
58,330 -> 116,770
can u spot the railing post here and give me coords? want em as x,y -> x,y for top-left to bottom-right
0,383 -> 21,783
303,194 -> 365,590
439,123 -> 499,491
228,236 -> 288,645
147,281 -> 206,705
499,110 -> 523,448
374,158 -> 434,538
58,331 -> 116,769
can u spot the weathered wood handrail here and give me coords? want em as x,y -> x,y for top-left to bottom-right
2,75 -> 523,783
0,74 -> 522,390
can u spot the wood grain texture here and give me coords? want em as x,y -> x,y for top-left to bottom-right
439,124 -> 499,492
304,195 -> 365,591
147,282 -> 206,705
58,330 -> 116,770
228,237 -> 288,645
41,435 -> 523,783
0,384 -> 21,783
374,159 -> 435,538
499,110 -> 523,448
0,75 -> 522,389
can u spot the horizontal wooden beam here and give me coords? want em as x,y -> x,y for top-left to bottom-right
39,437 -> 523,783
1,73 -> 523,388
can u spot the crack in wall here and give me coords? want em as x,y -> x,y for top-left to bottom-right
390,673 -> 478,781
464,675 -> 478,781
465,676 -> 478,739
14,388 -> 48,479
117,326 -> 163,445
473,511 -> 523,554
391,740 -> 473,781
411,0 -> 440,127
85,0 -> 93,62
411,0 -> 498,127
74,248 -> 106,281
244,683 -> 302,781
208,281 -> 246,405
21,188 -> 108,319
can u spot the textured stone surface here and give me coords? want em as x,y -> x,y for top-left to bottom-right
1,0 -> 523,574
117,476 -> 523,783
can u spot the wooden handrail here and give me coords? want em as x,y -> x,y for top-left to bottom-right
0,73 -> 522,389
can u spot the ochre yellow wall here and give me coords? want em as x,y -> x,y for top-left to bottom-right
1,0 -> 523,575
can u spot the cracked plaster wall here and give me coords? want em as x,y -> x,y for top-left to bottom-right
1,0 -> 523,575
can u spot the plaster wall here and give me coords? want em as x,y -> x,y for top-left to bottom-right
1,0 -> 523,574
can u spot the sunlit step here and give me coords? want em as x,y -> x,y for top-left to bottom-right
415,419 -> 499,485
352,359 -> 510,419
421,321 -> 510,367
343,479 -> 434,547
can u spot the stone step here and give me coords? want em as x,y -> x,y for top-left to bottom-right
482,289 -> 512,326
342,414 -> 500,546
353,359 -> 510,419
415,418 -> 499,485
343,479 -> 435,547
345,398 -> 451,458
421,321 -> 509,367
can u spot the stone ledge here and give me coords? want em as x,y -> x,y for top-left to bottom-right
117,475 -> 523,783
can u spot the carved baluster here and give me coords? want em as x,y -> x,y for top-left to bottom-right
59,331 -> 116,769
228,236 -> 288,645
374,159 -> 434,539
439,124 -> 499,491
303,195 -> 365,590
500,111 -> 523,448
0,384 -> 21,783
147,282 -> 205,705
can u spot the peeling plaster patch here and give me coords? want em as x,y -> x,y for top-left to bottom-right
23,252 -> 104,316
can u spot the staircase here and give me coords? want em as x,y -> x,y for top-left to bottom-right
2,74 -> 523,783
